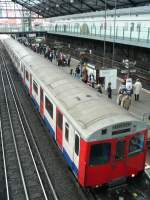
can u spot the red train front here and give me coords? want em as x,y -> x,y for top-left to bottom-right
77,121 -> 147,187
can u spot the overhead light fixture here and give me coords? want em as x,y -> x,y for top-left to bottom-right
70,0 -> 74,3
56,4 -> 59,8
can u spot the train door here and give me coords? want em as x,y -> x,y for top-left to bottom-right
56,108 -> 63,148
29,74 -> 32,96
73,132 -> 80,171
40,87 -> 44,117
111,139 -> 127,180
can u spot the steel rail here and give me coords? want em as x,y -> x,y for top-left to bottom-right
0,119 -> 9,200
1,47 -> 59,200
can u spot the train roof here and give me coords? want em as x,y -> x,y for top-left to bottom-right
3,37 -> 146,141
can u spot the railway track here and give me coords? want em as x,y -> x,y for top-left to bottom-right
0,48 -> 59,200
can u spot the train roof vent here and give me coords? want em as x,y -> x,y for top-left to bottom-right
86,94 -> 92,98
75,96 -> 81,101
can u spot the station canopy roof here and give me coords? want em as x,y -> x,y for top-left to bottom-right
12,0 -> 150,18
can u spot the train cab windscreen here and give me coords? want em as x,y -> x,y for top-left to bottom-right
89,143 -> 111,166
128,134 -> 144,156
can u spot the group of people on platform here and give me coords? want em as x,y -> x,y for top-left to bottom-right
117,78 -> 142,110
23,40 -> 72,67
72,64 -> 110,96
42,45 -> 71,67
72,64 -> 142,111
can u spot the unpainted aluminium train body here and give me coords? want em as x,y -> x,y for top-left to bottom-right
3,36 -> 148,188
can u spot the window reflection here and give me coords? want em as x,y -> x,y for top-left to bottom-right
128,134 -> 144,156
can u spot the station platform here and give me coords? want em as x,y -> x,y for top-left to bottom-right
50,57 -> 150,121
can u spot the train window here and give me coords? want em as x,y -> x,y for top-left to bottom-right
75,134 -> 79,156
40,88 -> 43,101
102,129 -> 107,135
25,70 -> 29,81
33,80 -> 38,95
116,141 -> 125,160
58,111 -> 63,130
128,134 -> 144,156
65,123 -> 69,142
89,143 -> 111,166
45,96 -> 53,119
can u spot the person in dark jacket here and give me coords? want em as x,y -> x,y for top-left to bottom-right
75,65 -> 80,78
107,82 -> 112,99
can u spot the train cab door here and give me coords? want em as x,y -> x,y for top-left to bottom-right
111,139 -> 127,181
29,74 -> 32,96
56,108 -> 63,149
73,132 -> 80,174
40,87 -> 44,117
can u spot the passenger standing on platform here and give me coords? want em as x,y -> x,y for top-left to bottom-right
118,80 -> 126,94
134,79 -> 142,101
45,46 -> 49,58
107,82 -> 112,99
67,55 -> 71,67
52,49 -> 55,59
89,73 -> 95,88
40,45 -> 43,54
96,81 -> 102,94
75,65 -> 80,78
82,66 -> 88,83
126,78 -> 133,96
117,80 -> 127,105
49,52 -> 53,62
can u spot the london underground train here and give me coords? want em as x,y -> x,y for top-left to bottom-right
2,36 -> 148,188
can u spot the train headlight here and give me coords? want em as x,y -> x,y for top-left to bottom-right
131,174 -> 135,178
